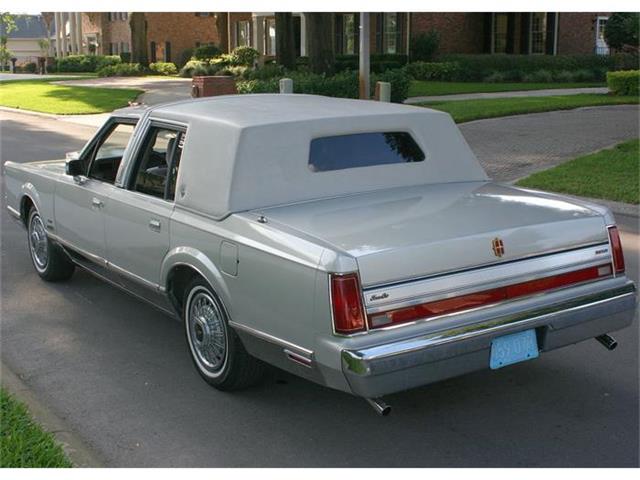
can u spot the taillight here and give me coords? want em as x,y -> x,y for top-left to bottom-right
608,226 -> 625,274
330,273 -> 366,334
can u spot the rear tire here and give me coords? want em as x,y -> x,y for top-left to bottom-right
27,208 -> 75,282
183,277 -> 265,391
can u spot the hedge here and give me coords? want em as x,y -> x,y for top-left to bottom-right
236,68 -> 411,103
149,62 -> 178,76
405,61 -> 461,81
334,54 -> 408,73
97,63 -> 144,77
55,54 -> 121,73
436,53 -> 639,81
607,70 -> 640,96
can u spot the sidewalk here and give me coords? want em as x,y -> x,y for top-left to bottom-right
405,87 -> 609,104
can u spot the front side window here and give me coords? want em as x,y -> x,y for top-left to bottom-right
531,12 -> 547,54
265,18 -> 276,55
87,122 -> 136,183
131,127 -> 184,200
309,132 -> 425,172
493,13 -> 508,53
236,21 -> 251,47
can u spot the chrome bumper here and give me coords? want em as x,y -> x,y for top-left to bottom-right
341,280 -> 637,398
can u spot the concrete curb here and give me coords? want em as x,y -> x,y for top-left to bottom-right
1,361 -> 105,467
0,106 -> 61,119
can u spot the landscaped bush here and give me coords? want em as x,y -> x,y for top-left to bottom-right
119,52 -> 131,63
179,48 -> 194,67
437,53 -> 637,81
243,63 -> 286,80
334,54 -> 408,73
521,69 -> 554,83
607,70 -> 640,95
227,46 -> 260,66
97,63 -> 144,77
149,62 -> 178,76
179,59 -> 223,77
405,61 -> 460,81
410,30 -> 440,62
236,68 -> 411,103
23,62 -> 37,73
194,44 -> 222,60
55,54 -> 121,73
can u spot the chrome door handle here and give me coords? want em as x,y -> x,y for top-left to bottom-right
91,197 -> 103,209
149,219 -> 161,232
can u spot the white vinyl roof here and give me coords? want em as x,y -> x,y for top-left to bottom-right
135,95 -> 488,219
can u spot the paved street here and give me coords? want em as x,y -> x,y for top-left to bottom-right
1,109 -> 638,467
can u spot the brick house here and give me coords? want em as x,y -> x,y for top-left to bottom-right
48,12 -> 613,63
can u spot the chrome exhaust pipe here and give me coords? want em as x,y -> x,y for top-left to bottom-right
596,334 -> 618,351
366,397 -> 391,416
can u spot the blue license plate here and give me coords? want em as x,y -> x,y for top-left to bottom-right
490,329 -> 539,370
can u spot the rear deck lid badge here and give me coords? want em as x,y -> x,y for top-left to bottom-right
369,292 -> 389,301
492,237 -> 505,257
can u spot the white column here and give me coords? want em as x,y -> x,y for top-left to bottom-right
60,12 -> 68,56
252,15 -> 262,54
54,12 -> 62,58
300,13 -> 307,56
69,12 -> 77,54
76,13 -> 83,54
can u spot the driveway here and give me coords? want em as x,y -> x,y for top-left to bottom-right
1,109 -> 638,467
460,104 -> 640,182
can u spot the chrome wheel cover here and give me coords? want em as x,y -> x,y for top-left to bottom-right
29,213 -> 49,272
187,287 -> 228,374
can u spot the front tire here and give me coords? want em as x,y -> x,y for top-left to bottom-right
27,208 -> 75,282
183,277 -> 265,390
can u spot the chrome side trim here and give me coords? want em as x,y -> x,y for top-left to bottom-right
364,243 -> 612,313
48,233 -> 107,267
343,282 -> 636,374
6,205 -> 21,219
229,321 -> 313,357
109,261 -> 161,292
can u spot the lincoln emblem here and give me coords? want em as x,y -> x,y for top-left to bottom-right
492,237 -> 505,257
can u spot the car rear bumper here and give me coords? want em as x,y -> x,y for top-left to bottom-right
341,279 -> 637,398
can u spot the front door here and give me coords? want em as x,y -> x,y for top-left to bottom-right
54,119 -> 137,265
104,123 -> 185,309
596,16 -> 610,55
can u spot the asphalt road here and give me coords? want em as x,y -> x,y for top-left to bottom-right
1,111 -> 638,467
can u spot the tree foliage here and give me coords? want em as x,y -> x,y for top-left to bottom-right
604,13 -> 640,51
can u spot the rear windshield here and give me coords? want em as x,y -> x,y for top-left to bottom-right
309,132 -> 425,172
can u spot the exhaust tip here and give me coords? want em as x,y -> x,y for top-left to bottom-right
365,397 -> 392,416
596,334 -> 618,351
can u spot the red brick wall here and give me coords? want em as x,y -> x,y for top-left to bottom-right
557,12 -> 609,54
411,13 -> 485,54
146,13 -> 221,65
101,14 -> 131,54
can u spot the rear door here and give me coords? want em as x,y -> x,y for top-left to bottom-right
103,121 -> 185,303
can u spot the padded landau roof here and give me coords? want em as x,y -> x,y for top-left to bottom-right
143,95 -> 488,219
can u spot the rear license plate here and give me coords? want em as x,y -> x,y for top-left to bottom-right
490,329 -> 539,370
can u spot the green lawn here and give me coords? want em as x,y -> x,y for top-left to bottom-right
517,139 -> 640,204
420,94 -> 640,123
0,79 -> 142,114
409,80 -> 605,97
0,388 -> 72,468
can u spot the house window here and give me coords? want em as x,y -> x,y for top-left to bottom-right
109,42 -> 119,55
164,42 -> 171,62
149,41 -> 157,63
596,16 -> 609,55
195,13 -> 210,17
383,13 -> 398,54
493,13 -> 509,53
120,42 -> 129,53
265,18 -> 276,55
236,21 -> 251,47
342,14 -> 357,54
530,12 -> 547,54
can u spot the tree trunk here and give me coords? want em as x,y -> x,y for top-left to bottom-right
129,12 -> 148,66
275,13 -> 296,69
215,12 -> 229,53
306,13 -> 335,74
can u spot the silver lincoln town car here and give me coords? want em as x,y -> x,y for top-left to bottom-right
4,95 -> 636,415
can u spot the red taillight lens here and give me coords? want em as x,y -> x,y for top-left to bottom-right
331,273 -> 366,334
608,226 -> 625,274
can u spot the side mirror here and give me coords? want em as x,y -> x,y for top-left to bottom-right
65,151 -> 80,161
65,158 -> 85,177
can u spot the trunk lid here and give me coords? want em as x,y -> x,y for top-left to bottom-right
257,182 -> 608,287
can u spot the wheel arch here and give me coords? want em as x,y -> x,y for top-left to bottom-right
161,247 -> 232,317
19,189 -> 40,228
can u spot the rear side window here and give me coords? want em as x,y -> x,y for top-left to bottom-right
309,132 -> 425,172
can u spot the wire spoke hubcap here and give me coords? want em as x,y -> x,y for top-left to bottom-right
188,290 -> 227,372
29,214 -> 48,271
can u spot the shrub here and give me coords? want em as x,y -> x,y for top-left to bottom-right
483,71 -> 507,83
149,62 -> 178,76
119,52 -> 131,63
405,61 -> 460,81
334,54 -> 408,73
410,30 -> 440,62
604,13 -> 640,51
237,68 -> 411,103
55,54 -> 121,73
244,63 -> 285,80
553,70 -> 576,82
179,48 -> 194,67
607,70 -> 640,95
178,59 -> 224,77
229,46 -> 260,66
97,63 -> 144,77
522,69 -> 553,83
437,54 -> 632,81
194,44 -> 221,60
23,62 -> 37,73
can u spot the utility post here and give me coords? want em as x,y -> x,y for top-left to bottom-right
359,12 -> 370,100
